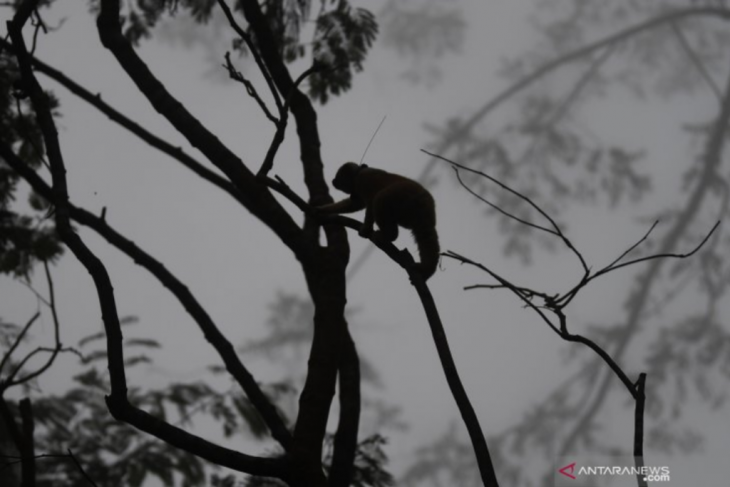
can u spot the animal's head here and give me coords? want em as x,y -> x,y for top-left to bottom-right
332,162 -> 364,194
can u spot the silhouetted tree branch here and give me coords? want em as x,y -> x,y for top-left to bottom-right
434,148 -> 718,475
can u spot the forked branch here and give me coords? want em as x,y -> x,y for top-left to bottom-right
435,149 -> 719,466
265,179 -> 501,487
7,1 -> 289,478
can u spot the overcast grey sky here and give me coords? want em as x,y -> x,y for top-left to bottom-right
2,1 -> 729,486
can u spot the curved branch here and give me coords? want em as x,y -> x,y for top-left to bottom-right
217,0 -> 283,114
328,332 -> 360,487
4,262 -> 64,388
0,313 -> 39,382
7,5 -> 289,478
0,37 -> 248,208
410,277 -> 500,487
427,150 -> 590,275
237,0 -> 336,210
0,143 -> 293,452
96,0 -> 305,257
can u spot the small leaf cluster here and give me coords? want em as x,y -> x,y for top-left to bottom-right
307,3 -> 377,103
95,0 -> 379,104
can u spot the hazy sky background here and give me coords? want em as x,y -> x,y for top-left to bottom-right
1,1 -> 729,485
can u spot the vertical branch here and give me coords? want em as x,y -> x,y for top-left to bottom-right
237,0 -> 336,208
96,0 -> 305,255
633,373 -> 647,487
237,0 -> 352,480
328,332 -> 360,487
9,0 -> 129,402
18,398 -> 35,487
0,397 -> 23,459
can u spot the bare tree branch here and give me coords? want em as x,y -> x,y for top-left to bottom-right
328,333 -> 360,487
18,398 -> 35,487
258,63 -> 324,178
452,167 -> 556,235
0,313 -> 39,381
410,276 -> 500,487
67,448 -> 99,487
266,177 -> 500,486
6,261 -> 64,387
559,55 -> 730,456
8,2 -> 290,477
0,37 -> 248,208
217,0 -> 283,114
0,142 -> 294,453
96,0 -> 306,256
444,250 -> 561,335
426,150 -> 590,274
223,51 -> 277,123
633,373 -> 647,487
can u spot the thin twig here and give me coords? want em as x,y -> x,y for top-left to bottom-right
3,261 -> 64,387
67,449 -> 99,487
223,51 -> 278,124
605,220 -> 659,271
18,279 -> 51,307
263,176 -> 312,214
0,138 -> 294,452
559,49 -> 730,458
0,312 -> 40,380
7,347 -> 82,386
426,150 -> 560,233
453,167 -> 556,235
258,63 -> 323,177
0,37 -> 246,207
464,284 -> 549,301
443,250 -> 561,335
427,149 -> 590,273
444,247 -> 639,398
555,219 -> 660,307
349,7 -> 730,282
591,220 -> 719,279
217,0 -> 283,112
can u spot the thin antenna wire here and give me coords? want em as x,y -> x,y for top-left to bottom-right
359,115 -> 387,165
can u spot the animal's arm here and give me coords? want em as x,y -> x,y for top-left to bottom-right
317,197 -> 366,214
360,203 -> 375,237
